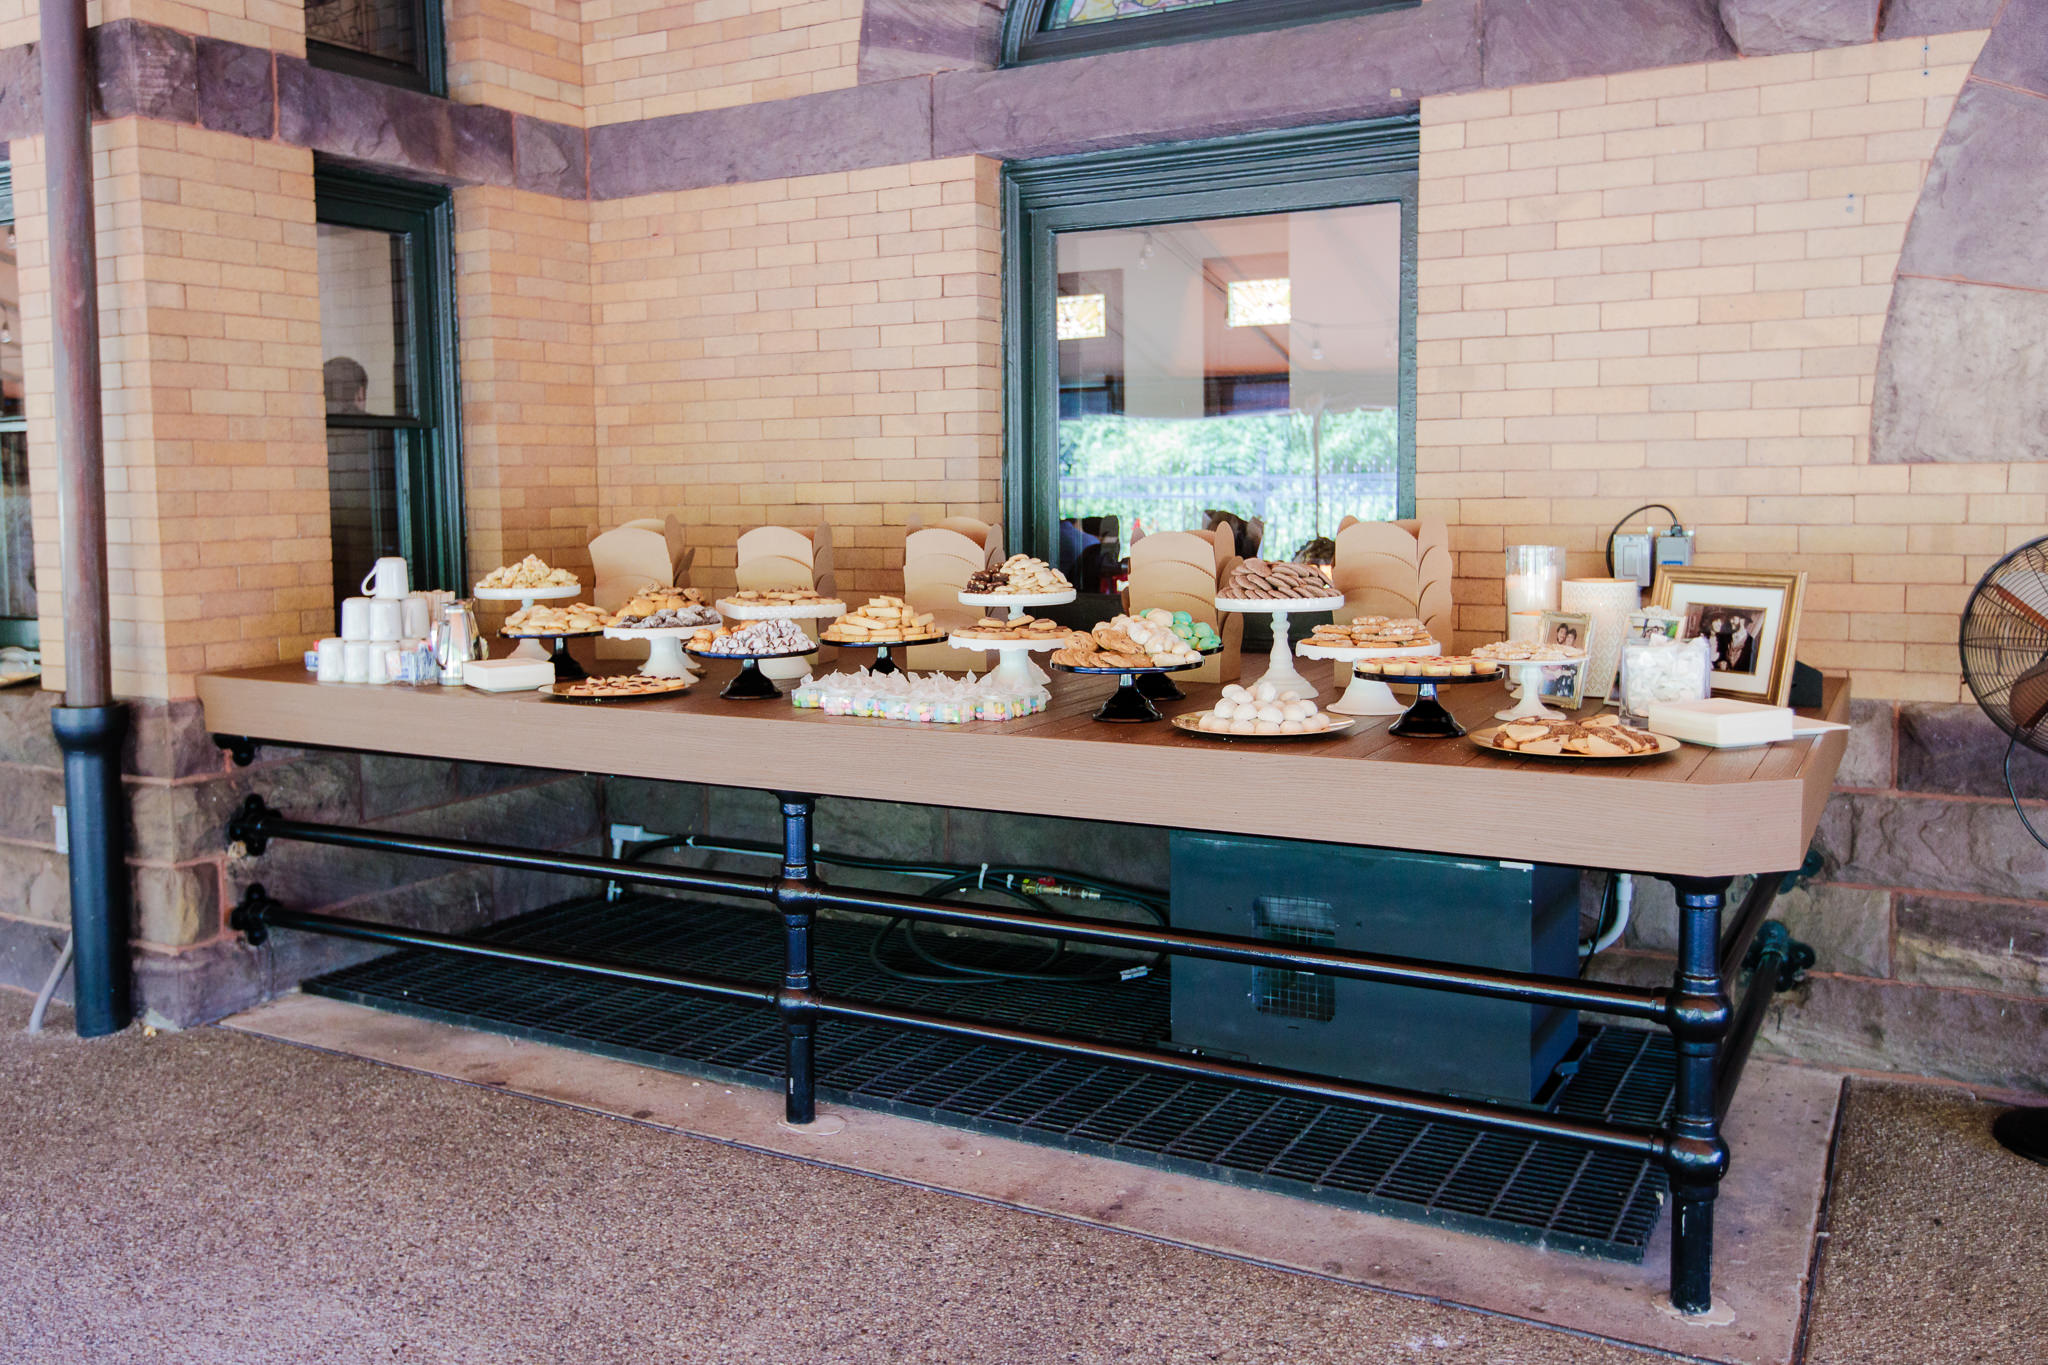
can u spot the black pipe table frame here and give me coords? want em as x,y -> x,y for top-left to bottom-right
222,788 -> 1802,1316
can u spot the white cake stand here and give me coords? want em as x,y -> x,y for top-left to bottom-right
1214,594 -> 1346,698
947,632 -> 1061,691
602,625 -> 701,680
1295,641 -> 1436,716
717,598 -> 845,681
1485,650 -> 1587,721
958,588 -> 1076,621
475,583 -> 580,662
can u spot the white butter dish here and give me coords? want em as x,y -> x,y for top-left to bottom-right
1645,698 -> 1793,747
462,658 -> 556,692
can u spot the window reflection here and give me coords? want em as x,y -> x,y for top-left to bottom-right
1053,203 -> 1401,587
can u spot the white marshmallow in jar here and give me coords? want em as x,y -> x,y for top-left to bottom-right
1619,634 -> 1712,725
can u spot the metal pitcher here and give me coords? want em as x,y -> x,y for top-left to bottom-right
433,600 -> 485,683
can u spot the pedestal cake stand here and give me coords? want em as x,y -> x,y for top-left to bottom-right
1051,654 -> 1211,723
958,587 -> 1076,622
475,583 -> 581,663
1213,594 -> 1345,698
1293,641 -> 1436,717
947,632 -> 1061,692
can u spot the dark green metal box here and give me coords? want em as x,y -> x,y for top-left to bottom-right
1168,833 -> 1580,1103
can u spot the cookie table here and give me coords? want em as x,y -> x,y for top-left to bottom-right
199,660 -> 1853,1321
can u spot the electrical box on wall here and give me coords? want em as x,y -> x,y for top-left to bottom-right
1612,526 -> 1694,589
1167,834 -> 1581,1104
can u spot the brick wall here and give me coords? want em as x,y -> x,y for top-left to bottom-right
447,0 -> 586,123
588,155 -> 1001,594
0,0 -> 305,54
16,122 -> 329,701
583,0 -> 863,127
454,184 -> 599,588
1413,30 -> 2031,705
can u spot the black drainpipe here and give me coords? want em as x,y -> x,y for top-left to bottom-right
43,0 -> 130,1037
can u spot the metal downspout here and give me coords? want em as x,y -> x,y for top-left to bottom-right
43,0 -> 130,1037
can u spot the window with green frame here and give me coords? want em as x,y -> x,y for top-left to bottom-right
305,0 -> 446,94
0,164 -> 34,649
315,164 -> 465,620
1004,118 -> 1418,590
1003,0 -> 1415,65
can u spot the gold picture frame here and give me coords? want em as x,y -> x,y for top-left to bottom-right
1535,610 -> 1592,708
1651,568 -> 1807,706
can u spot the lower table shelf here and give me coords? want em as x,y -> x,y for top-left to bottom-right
306,891 -> 1677,1261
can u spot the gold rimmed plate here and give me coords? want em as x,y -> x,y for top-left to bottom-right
1170,714 -> 1355,742
1469,724 -> 1679,759
546,677 -> 692,703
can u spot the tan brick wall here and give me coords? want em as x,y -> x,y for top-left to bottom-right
454,184 -> 599,587
0,0 -> 306,56
16,122 -> 326,700
582,0 -> 863,128
447,0 -> 586,124
1415,31 -> 2018,704
589,156 -> 1001,594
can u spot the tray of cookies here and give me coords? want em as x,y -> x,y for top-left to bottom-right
1173,681 -> 1352,741
1472,715 -> 1677,759
716,589 -> 846,621
960,555 -> 1074,606
948,616 -> 1073,647
500,602 -> 615,638
821,597 -> 945,646
1351,655 -> 1504,683
1212,559 -> 1345,611
546,675 -> 692,703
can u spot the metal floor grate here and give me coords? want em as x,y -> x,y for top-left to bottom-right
306,893 -> 1675,1259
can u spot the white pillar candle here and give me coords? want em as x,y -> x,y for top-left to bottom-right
1504,545 -> 1563,615
1562,577 -> 1643,708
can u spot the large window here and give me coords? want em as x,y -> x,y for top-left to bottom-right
0,165 -> 32,647
1005,119 -> 1417,584
1003,0 -> 1413,65
316,166 -> 463,619
306,0 -> 445,94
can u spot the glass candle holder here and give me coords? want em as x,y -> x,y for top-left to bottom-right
1505,545 -> 1564,616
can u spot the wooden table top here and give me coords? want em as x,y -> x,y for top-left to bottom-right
198,661 -> 1851,879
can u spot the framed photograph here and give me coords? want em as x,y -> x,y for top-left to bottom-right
1652,568 -> 1807,706
1535,611 -> 1592,708
1629,609 -> 1682,643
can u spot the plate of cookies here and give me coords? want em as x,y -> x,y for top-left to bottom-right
547,675 -> 693,703
1472,715 -> 1677,759
822,596 -> 945,646
501,601 -> 616,638
1051,615 -> 1211,673
1353,655 -> 1504,683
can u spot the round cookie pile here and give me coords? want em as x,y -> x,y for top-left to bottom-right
966,555 -> 1071,595
687,619 -> 815,656
953,615 -> 1070,643
1052,615 -> 1201,669
1192,681 -> 1338,735
505,602 -> 613,634
1309,616 -> 1435,648
1220,559 -> 1336,601
478,555 -> 578,590
823,597 -> 940,643
1488,714 -> 1664,756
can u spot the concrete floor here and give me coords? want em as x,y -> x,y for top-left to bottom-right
1,991 -> 2043,1365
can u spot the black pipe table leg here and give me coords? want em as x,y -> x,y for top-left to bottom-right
1664,875 -> 1735,1315
778,793 -> 819,1125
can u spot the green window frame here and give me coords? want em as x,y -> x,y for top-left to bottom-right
315,164 -> 466,609
1002,0 -> 1416,66
1001,116 -> 1420,563
306,0 -> 447,96
0,163 -> 31,649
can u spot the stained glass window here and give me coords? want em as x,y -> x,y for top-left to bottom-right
1057,293 -> 1109,340
1047,0 -> 1236,26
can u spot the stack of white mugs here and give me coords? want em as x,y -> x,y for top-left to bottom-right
314,557 -> 456,684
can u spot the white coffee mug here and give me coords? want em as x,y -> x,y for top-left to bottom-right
368,598 -> 404,640
362,556 -> 411,600
342,639 -> 373,683
316,637 -> 346,682
340,596 -> 373,641
401,593 -> 432,639
365,639 -> 397,685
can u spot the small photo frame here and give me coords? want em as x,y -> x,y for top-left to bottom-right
1629,609 -> 1682,643
1536,611 -> 1592,708
1652,568 -> 1807,706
